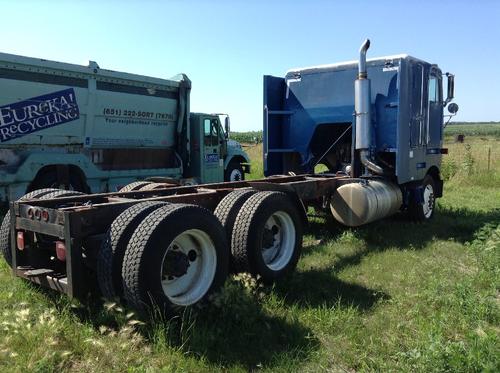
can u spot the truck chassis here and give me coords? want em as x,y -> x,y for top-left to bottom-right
8,174 -> 360,308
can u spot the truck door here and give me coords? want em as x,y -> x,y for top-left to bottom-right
427,68 -> 443,147
201,117 -> 224,183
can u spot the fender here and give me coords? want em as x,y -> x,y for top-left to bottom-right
8,152 -> 98,185
224,147 -> 251,170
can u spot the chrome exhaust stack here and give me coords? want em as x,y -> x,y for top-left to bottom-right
355,39 -> 383,175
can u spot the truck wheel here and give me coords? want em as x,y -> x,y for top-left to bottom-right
0,189 -> 82,267
122,204 -> 229,314
231,191 -> 303,283
225,160 -> 244,182
119,181 -> 153,192
97,201 -> 167,300
408,175 -> 436,221
214,188 -> 257,252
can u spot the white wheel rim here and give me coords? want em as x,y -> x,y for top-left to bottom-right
422,184 -> 434,218
261,211 -> 296,271
160,229 -> 217,306
230,168 -> 242,181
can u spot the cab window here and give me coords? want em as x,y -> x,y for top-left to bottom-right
428,76 -> 439,103
204,118 -> 219,146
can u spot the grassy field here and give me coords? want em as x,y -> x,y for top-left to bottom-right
444,122 -> 500,139
0,125 -> 499,372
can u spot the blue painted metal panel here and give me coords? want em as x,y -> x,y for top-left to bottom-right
263,75 -> 287,176
264,55 -> 445,184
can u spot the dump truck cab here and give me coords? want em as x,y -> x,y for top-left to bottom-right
187,113 -> 250,183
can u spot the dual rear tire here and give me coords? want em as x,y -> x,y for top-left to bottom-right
98,189 -> 303,314
215,190 -> 303,283
99,203 -> 230,314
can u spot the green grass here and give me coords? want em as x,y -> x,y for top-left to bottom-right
230,131 -> 263,144
1,131 -> 499,372
445,122 -> 500,139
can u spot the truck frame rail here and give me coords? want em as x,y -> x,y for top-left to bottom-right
10,174 -> 356,298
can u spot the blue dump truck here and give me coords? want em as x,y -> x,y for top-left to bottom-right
1,40 -> 457,314
0,52 -> 250,203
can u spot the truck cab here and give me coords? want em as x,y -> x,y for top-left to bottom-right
188,113 -> 250,183
263,54 -> 456,186
263,41 -> 458,221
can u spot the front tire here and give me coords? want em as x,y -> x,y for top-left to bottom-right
30,170 -> 87,193
409,175 -> 436,221
224,160 -> 244,182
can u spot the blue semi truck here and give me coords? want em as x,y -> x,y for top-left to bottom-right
1,40 -> 457,314
264,39 -> 457,223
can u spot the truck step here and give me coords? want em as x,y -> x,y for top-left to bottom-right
24,268 -> 55,277
16,267 -> 68,293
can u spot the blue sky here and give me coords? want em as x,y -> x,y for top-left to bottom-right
1,0 -> 498,130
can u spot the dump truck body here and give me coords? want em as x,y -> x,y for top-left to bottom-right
0,52 -> 249,202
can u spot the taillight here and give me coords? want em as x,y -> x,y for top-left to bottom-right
17,232 -> 25,251
41,210 -> 49,222
55,241 -> 66,261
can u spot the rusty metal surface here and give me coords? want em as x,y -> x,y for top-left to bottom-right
16,218 -> 64,237
10,173 -> 357,298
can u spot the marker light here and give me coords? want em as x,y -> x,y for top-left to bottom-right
17,232 -> 25,251
55,241 -> 66,261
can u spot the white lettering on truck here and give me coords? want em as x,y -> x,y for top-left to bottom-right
0,88 -> 80,142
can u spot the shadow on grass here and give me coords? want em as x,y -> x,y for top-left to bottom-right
303,205 -> 500,273
164,296 -> 319,369
309,206 -> 499,246
36,278 -> 319,370
274,267 -> 389,310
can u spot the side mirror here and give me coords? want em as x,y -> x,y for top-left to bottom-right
448,103 -> 459,114
445,73 -> 455,105
224,116 -> 230,138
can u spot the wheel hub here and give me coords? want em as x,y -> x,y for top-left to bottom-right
160,229 -> 217,306
231,171 -> 242,181
162,250 -> 190,278
262,225 -> 279,248
423,184 -> 434,218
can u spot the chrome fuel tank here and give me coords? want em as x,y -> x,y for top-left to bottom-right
330,179 -> 402,227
